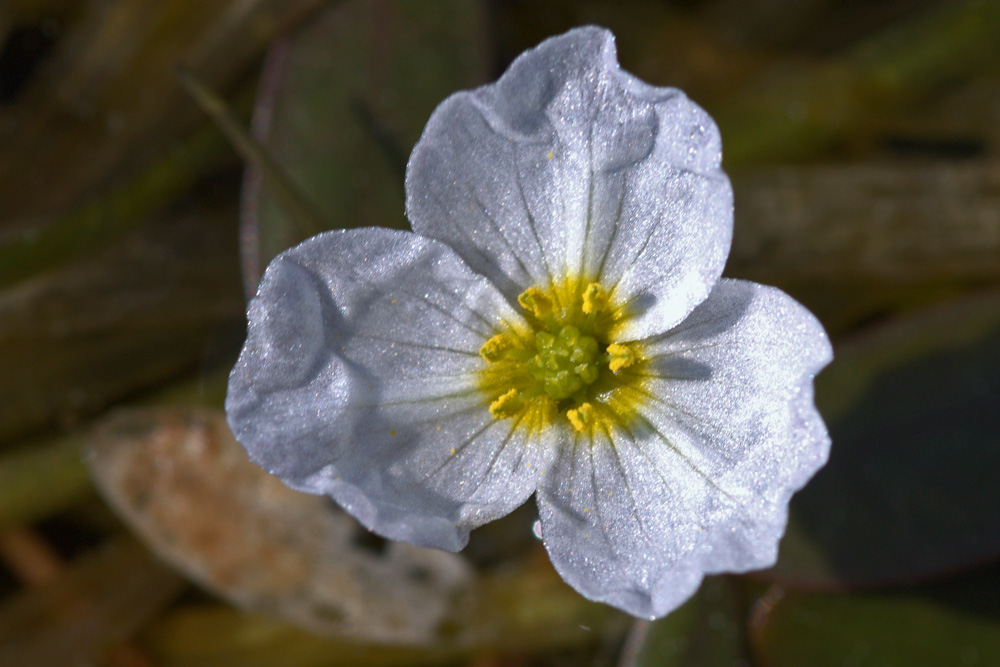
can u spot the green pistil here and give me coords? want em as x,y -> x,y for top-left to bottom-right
527,325 -> 600,400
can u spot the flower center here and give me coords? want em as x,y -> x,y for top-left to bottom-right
529,326 -> 600,400
477,278 -> 644,435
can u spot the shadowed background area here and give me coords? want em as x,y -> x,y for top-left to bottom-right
1,1 -> 998,665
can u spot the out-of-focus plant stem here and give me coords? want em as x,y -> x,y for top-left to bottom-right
852,0 -> 1000,94
0,534 -> 186,667
0,366 -> 229,532
175,64 -> 328,240
729,160 -> 1000,284
0,122 -> 233,289
145,568 -> 624,667
0,435 -> 91,530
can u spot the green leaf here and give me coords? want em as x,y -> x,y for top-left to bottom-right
752,569 -> 1000,666
241,0 -> 488,289
765,290 -> 1000,588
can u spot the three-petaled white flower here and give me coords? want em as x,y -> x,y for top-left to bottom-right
227,26 -> 832,619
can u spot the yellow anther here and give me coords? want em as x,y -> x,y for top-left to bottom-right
518,286 -> 553,319
480,334 -> 513,362
607,343 -> 637,374
489,388 -> 524,419
566,402 -> 596,433
582,282 -> 608,315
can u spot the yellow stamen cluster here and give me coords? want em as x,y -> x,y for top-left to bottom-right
517,286 -> 554,319
566,402 -> 596,432
478,278 -> 643,435
607,343 -> 638,374
489,388 -> 524,419
582,282 -> 608,315
480,334 -> 514,363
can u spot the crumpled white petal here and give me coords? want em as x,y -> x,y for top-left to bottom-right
406,26 -> 732,335
227,25 -> 833,622
226,228 -> 557,552
536,280 -> 831,618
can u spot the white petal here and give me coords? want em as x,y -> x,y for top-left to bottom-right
406,26 -> 731,325
226,228 -> 556,552
535,279 -> 831,618
536,429 -> 726,618
597,165 -> 732,341
637,279 -> 832,505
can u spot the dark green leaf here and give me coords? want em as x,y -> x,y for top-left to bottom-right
752,569 -> 1000,667
765,290 -> 1000,588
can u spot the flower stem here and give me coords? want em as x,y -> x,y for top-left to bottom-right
174,64 -> 328,240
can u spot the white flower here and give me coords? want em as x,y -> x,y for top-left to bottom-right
226,26 -> 832,619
